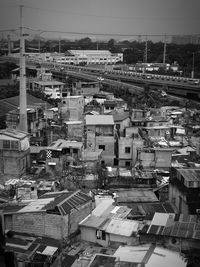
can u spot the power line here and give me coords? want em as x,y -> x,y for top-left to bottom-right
23,27 -> 200,38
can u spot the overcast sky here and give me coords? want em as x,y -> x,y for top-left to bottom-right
0,0 -> 200,41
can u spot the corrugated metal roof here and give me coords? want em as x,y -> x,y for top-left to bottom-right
85,115 -> 114,125
115,189 -> 158,203
178,168 -> 200,182
3,190 -> 91,215
144,213 -> 200,240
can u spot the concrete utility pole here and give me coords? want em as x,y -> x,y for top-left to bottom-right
144,36 -> 148,63
59,38 -> 61,54
163,35 -> 167,64
19,5 -> 28,132
7,35 -> 11,55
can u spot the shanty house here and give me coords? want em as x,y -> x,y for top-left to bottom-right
1,190 -> 92,240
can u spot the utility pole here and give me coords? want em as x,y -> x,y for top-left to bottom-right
144,36 -> 148,63
59,38 -> 61,54
19,5 -> 27,132
7,35 -> 11,55
38,38 -> 40,53
163,35 -> 167,64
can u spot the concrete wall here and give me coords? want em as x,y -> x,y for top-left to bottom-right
0,149 -> 30,177
69,201 -> 92,235
155,150 -> 172,168
118,138 -> 132,160
4,212 -> 69,240
96,136 -> 115,165
115,117 -> 130,135
80,226 -> 109,246
169,184 -> 188,214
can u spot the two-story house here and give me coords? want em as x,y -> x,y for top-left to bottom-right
85,115 -> 115,166
0,129 -> 30,180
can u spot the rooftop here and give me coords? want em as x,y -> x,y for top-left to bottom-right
0,128 -> 28,140
113,112 -> 130,122
34,80 -> 64,85
141,212 -> 200,241
113,244 -> 186,267
177,168 -> 200,182
115,189 -> 158,203
85,115 -> 114,125
2,190 -> 91,215
47,139 -> 83,151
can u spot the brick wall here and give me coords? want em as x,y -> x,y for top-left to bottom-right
6,212 -> 69,240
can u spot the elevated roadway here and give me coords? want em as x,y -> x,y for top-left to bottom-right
3,55 -> 200,100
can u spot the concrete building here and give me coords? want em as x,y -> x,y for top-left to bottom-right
0,129 -> 30,180
65,50 -> 123,65
45,139 -> 83,174
85,115 -> 115,166
60,95 -> 84,121
63,120 -> 84,141
1,190 -> 92,240
79,203 -> 140,248
118,137 -> 144,167
32,80 -> 65,99
136,148 -> 173,169
169,167 -> 200,214
29,50 -> 123,65
113,112 -> 130,137
72,81 -> 100,96
171,35 -> 200,45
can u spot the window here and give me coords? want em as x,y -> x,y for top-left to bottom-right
99,145 -> 105,150
11,141 -> 18,150
96,229 -> 106,240
125,147 -> 131,153
3,140 -> 10,149
73,148 -> 78,153
188,181 -> 194,187
125,161 -> 131,167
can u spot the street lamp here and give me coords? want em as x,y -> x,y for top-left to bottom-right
191,51 -> 200,79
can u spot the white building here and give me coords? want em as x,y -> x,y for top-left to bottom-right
32,80 -> 65,99
52,50 -> 123,65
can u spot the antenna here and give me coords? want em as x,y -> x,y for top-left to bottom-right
19,5 -> 28,132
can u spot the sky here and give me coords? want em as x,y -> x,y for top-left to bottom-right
0,0 -> 200,41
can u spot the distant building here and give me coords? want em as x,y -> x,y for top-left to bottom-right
72,81 -> 100,96
27,50 -> 123,65
32,80 -> 65,99
171,35 -> 200,45
0,129 -> 30,180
